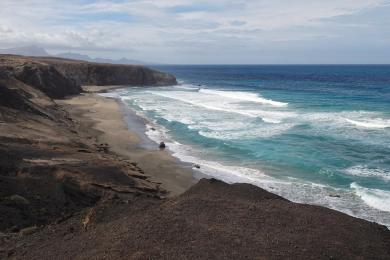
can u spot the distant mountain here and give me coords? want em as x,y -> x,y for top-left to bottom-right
0,45 -> 148,65
55,52 -> 91,61
0,45 -> 50,57
56,52 -> 146,65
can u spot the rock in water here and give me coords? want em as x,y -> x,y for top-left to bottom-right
159,142 -> 166,149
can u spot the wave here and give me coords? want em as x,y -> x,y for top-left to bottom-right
345,165 -> 390,182
199,89 -> 288,107
351,183 -> 390,212
198,123 -> 295,140
147,91 -> 294,123
140,119 -> 390,227
301,111 -> 390,148
173,84 -> 200,91
117,89 -> 390,147
346,118 -> 390,129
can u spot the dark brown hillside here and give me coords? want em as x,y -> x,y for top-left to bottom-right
3,179 -> 390,259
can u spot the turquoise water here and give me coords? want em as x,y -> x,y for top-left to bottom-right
107,65 -> 390,227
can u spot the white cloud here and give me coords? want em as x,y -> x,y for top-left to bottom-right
0,0 -> 389,63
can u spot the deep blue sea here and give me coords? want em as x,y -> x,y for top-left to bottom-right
107,65 -> 390,227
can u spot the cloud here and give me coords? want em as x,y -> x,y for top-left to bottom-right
0,0 -> 389,63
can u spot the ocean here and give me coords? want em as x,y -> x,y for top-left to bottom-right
105,65 -> 390,227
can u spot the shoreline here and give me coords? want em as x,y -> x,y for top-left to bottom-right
66,86 -> 390,229
58,87 -> 198,196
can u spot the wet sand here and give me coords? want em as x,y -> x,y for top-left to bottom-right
58,87 -> 198,196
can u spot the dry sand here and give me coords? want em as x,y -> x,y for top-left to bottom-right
58,88 -> 197,196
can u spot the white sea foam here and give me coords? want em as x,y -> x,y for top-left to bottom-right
345,165 -> 390,182
301,111 -> 390,148
173,84 -> 200,90
199,123 -> 295,140
99,92 -> 121,98
351,183 -> 390,212
346,118 -> 390,129
304,111 -> 390,130
114,86 -> 390,228
199,89 -> 288,107
147,90 -> 295,123
113,88 -> 390,146
131,89 -> 298,140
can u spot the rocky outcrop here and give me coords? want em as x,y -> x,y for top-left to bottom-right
0,56 -> 81,99
13,62 -> 81,98
41,58 -> 177,86
0,75 -> 57,118
0,55 -> 177,100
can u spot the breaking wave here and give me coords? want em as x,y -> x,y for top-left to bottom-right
199,88 -> 288,107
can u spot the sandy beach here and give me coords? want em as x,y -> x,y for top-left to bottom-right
58,86 -> 197,196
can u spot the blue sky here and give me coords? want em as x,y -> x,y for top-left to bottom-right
0,0 -> 389,64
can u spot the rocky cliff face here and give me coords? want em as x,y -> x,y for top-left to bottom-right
0,56 -> 81,99
42,58 -> 177,86
0,55 -> 177,99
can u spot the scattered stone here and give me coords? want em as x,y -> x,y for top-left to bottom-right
151,127 -> 156,131
96,143 -> 109,153
159,142 -> 166,149
78,149 -> 92,153
130,162 -> 138,167
19,226 -> 38,236
82,208 -> 96,230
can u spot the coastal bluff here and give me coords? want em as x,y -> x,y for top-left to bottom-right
0,55 -> 389,259
0,55 -> 176,98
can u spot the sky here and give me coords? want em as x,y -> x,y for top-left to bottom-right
0,0 -> 389,64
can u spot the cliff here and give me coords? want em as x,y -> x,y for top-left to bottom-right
0,55 -> 176,99
39,57 -> 176,86
0,56 -> 80,99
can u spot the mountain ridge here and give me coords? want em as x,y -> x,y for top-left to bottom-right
0,45 -> 150,65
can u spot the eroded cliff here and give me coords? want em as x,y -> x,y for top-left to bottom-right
0,55 -> 176,99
